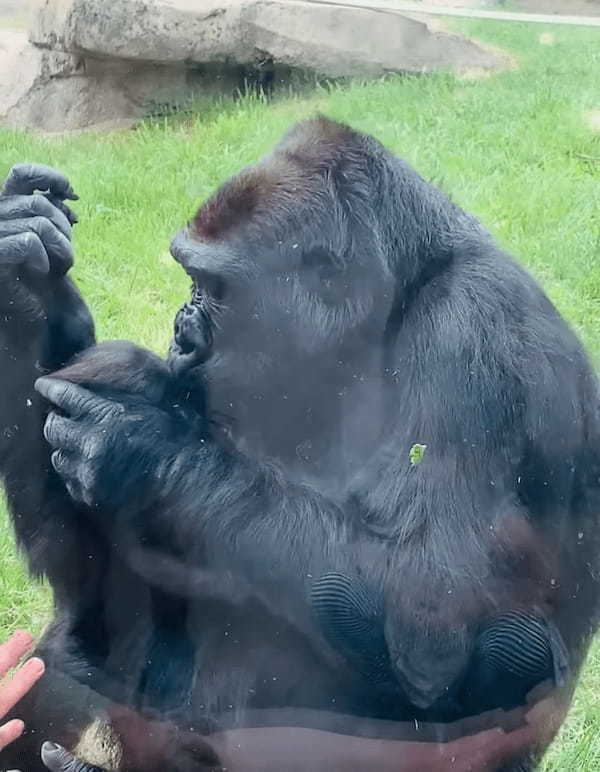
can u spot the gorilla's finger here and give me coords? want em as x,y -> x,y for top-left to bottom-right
65,479 -> 89,507
36,379 -> 101,419
43,414 -> 81,451
51,449 -> 78,478
3,164 -> 78,201
0,232 -> 50,276
42,742 -> 105,772
45,194 -> 79,226
0,195 -> 72,238
0,217 -> 73,275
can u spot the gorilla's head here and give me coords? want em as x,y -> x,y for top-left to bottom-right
53,340 -> 206,436
167,117 -> 456,471
168,118 -> 398,389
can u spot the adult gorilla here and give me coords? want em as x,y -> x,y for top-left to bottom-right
0,117 -> 599,772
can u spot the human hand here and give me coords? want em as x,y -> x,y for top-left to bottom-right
0,630 -> 45,752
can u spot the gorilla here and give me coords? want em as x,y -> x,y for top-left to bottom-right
1,116 -> 599,772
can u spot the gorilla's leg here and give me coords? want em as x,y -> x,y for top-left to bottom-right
465,611 -> 568,714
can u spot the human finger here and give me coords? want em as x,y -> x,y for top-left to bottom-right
0,632 -> 34,679
0,657 -> 45,717
0,719 -> 25,752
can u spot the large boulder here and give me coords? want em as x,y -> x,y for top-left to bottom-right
1,0 -> 509,132
29,0 -> 504,76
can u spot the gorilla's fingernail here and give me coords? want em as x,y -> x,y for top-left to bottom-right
43,742 -> 62,752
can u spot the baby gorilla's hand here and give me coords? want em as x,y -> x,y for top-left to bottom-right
35,377 -> 182,513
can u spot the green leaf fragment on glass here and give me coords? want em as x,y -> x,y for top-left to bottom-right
409,443 -> 427,466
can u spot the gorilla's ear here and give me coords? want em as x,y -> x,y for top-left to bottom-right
310,572 -> 392,683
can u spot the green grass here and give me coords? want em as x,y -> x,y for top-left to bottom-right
0,16 -> 599,770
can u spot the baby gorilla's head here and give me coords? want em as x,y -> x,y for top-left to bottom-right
50,341 -> 207,430
52,341 -> 173,405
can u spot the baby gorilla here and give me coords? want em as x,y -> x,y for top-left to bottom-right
45,339 -> 208,511
44,341 -> 208,721
48,339 -> 206,443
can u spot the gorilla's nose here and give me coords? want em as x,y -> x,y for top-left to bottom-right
170,303 -> 213,376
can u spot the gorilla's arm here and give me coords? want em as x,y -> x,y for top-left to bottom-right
34,376 -> 355,627
0,168 -> 116,772
0,164 -> 96,583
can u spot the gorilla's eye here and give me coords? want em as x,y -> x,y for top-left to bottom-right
302,249 -> 343,281
301,249 -> 346,302
190,274 -> 226,305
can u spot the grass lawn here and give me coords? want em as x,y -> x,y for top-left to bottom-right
0,16 -> 599,771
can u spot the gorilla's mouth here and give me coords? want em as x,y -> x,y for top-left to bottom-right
169,299 -> 214,377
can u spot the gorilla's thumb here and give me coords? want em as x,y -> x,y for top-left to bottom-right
41,741 -> 105,772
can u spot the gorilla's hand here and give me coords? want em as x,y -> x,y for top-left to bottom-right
34,377 -> 180,511
0,164 -> 77,321
42,742 -> 106,772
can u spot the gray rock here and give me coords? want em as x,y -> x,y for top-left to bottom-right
0,31 -> 36,117
31,0 -> 506,75
2,0 -> 509,132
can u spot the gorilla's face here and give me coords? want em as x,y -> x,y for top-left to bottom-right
167,176 -> 394,396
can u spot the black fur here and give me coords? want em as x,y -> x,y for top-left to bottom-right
1,117 -> 599,772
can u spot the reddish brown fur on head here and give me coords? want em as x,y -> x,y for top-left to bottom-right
193,167 -> 278,241
190,116 -> 365,243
